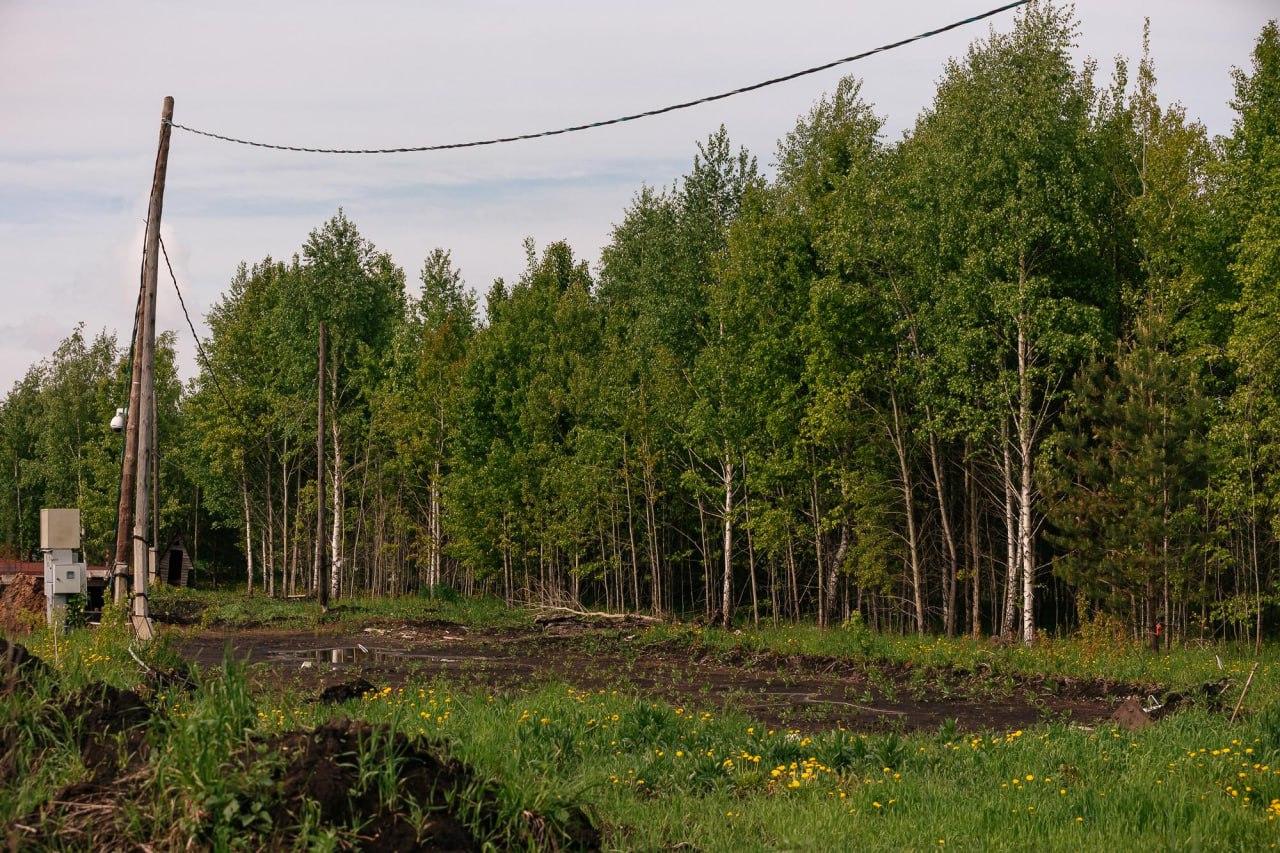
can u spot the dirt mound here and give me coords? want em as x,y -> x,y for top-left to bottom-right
0,642 -> 153,778
59,682 -> 152,779
13,707 -> 598,851
0,638 -> 50,692
0,576 -> 44,635
264,718 -> 599,851
0,641 -> 51,781
269,719 -> 476,849
319,677 -> 375,703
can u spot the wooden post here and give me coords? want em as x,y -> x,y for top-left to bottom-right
111,281 -> 146,605
151,390 -> 159,582
316,321 -> 329,610
130,95 -> 174,642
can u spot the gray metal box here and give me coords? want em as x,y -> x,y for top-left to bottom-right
44,552 -> 84,595
40,508 -> 81,550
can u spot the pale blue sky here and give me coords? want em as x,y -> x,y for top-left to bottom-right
0,0 -> 1274,389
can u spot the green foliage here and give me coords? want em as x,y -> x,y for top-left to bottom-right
0,326 -> 185,564
11,619 -> 1280,850
1043,309 -> 1210,616
4,6 -> 1280,645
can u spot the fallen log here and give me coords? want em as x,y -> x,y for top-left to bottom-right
532,606 -> 662,629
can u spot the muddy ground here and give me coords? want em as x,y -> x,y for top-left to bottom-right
3,636 -> 597,852
176,620 -> 1151,733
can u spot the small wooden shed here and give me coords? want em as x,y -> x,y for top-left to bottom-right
156,536 -> 194,587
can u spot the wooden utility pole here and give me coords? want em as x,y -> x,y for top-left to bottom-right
130,95 -> 174,642
316,321 -> 329,610
112,282 -> 146,605
151,390 -> 159,581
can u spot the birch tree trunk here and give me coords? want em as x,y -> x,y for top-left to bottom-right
810,466 -> 826,624
890,391 -> 926,634
429,460 -> 442,589
742,454 -> 759,628
266,458 -> 275,597
823,524 -> 851,628
927,428 -> 959,636
622,441 -> 641,613
329,367 -> 342,602
1017,312 -> 1036,645
721,453 -> 734,629
643,462 -> 662,615
697,494 -> 711,621
281,442 -> 290,596
242,475 -> 254,594
966,451 -> 981,637
1001,424 -> 1020,637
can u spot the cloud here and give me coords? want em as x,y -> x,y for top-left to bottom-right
1,0 -> 1276,389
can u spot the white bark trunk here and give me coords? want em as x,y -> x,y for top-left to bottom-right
927,428 -> 959,636
1001,424 -> 1019,636
429,461 -> 441,588
242,476 -> 254,594
329,374 -> 342,602
721,454 -> 733,629
1017,312 -> 1035,645
890,392 -> 926,634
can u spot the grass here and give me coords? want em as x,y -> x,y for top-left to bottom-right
3,621 -> 583,849
640,621 -> 1280,708
148,584 -> 531,631
270,679 -> 1280,850
6,595 -> 1280,849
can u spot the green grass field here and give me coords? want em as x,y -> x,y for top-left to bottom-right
4,593 -> 1280,850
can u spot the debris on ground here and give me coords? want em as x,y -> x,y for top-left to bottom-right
534,607 -> 661,635
1110,696 -> 1154,731
1156,678 -> 1232,715
318,677 -> 375,703
1111,678 -> 1236,731
0,576 -> 44,635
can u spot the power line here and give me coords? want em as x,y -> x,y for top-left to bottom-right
157,234 -> 255,436
167,1 -> 1029,155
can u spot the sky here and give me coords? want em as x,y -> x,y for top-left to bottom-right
0,0 -> 1275,392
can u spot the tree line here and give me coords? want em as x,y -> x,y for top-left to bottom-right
3,6 -> 1278,644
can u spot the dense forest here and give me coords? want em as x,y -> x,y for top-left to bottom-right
3,6 -> 1279,644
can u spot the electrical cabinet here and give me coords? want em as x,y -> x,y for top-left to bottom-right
44,551 -> 85,595
40,508 -> 81,550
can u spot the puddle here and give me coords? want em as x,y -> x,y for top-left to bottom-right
274,646 -> 470,666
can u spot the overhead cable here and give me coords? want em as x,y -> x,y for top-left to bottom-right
157,234 -> 255,436
166,1 -> 1029,155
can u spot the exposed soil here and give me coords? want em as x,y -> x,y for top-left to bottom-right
178,622 -> 1154,733
0,638 -> 50,693
264,718 -> 597,851
0,576 -> 44,635
5,647 -> 598,851
57,682 -> 152,781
